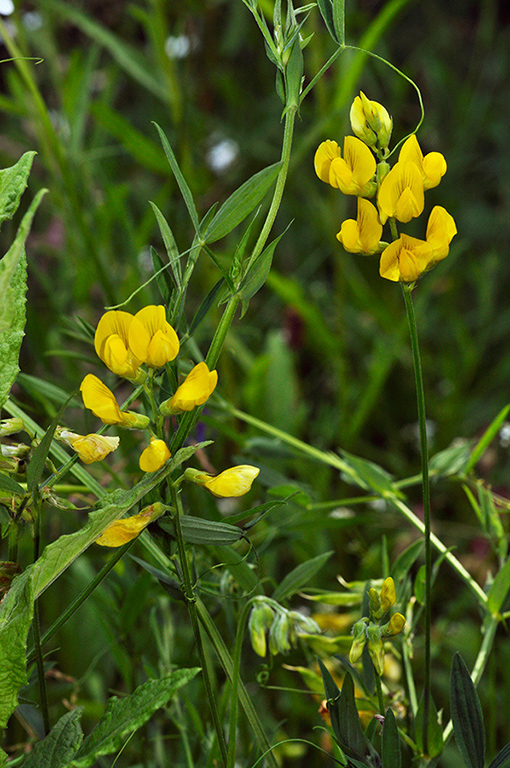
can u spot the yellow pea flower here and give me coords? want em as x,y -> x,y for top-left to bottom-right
399,134 -> 447,190
139,436 -> 171,472
128,305 -> 179,369
314,137 -> 377,197
426,205 -> 457,265
381,613 -> 406,637
94,310 -> 143,380
80,374 -> 150,428
57,428 -> 119,464
336,198 -> 383,254
185,465 -> 260,497
379,234 -> 433,283
380,576 -> 396,612
377,161 -> 425,224
161,362 -> 218,414
350,91 -> 392,150
95,502 -> 166,547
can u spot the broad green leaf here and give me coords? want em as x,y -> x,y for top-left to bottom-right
382,707 -> 402,768
203,162 -> 281,243
70,670 -> 199,767
450,653 -> 485,768
0,473 -> 25,496
487,556 -> 510,616
272,551 -> 333,602
488,741 -> 510,768
158,515 -> 244,545
153,122 -> 199,231
21,707 -> 84,768
0,188 -> 46,410
0,151 -> 36,229
415,691 -> 444,758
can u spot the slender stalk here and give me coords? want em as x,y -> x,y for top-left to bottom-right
31,515 -> 50,735
227,599 -> 255,768
401,283 -> 431,755
374,673 -> 385,714
169,484 -> 228,767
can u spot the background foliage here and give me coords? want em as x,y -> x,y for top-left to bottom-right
1,0 -> 510,765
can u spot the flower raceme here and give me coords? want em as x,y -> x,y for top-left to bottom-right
336,198 -> 382,255
94,306 -> 179,378
80,374 -> 150,428
185,465 -> 260,497
160,362 -> 218,414
314,137 -> 377,197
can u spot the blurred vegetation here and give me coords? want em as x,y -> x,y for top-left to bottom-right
1,0 -> 510,765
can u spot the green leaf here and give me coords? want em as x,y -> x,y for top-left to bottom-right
0,569 -> 34,728
0,188 -> 46,411
149,201 -> 183,290
70,670 -> 199,767
390,539 -> 424,586
316,0 -> 339,42
487,556 -> 510,616
487,741 -> 510,768
203,162 -> 281,243
21,708 -> 84,768
0,151 -> 36,229
465,404 -> 510,475
153,122 -> 199,232
238,225 -> 290,317
382,707 -> 402,768
429,439 -> 475,478
272,551 -> 333,602
450,653 -> 485,768
26,395 -> 73,495
0,473 -> 25,496
151,247 -> 172,304
158,515 -> 244,545
340,450 -> 402,498
188,277 -> 225,335
317,658 -> 342,743
415,691 -> 444,759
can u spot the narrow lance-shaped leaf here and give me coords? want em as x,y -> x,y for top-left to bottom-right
487,741 -> 510,768
487,556 -> 510,616
153,122 -> 199,231
0,188 -> 46,410
382,707 -> 402,768
272,551 -> 333,602
450,653 -> 485,768
238,224 -> 291,317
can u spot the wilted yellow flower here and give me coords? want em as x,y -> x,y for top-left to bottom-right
94,310 -> 143,380
336,198 -> 383,254
185,465 -> 260,497
128,305 -> 179,369
377,161 -> 425,224
314,137 -> 377,197
80,374 -> 150,428
139,436 -> 171,472
380,576 -> 396,612
350,91 -> 392,150
57,429 -> 119,464
379,234 -> 433,283
161,362 -> 218,414
95,502 -> 166,547
425,205 -> 457,265
399,134 -> 447,190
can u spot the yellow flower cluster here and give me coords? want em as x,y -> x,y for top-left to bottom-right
315,93 -> 456,283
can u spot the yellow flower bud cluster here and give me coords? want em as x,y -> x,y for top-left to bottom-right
248,598 -> 321,658
314,93 -> 456,283
348,576 -> 406,677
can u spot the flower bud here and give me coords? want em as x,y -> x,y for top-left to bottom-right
350,92 -> 392,150
369,587 -> 381,617
380,577 -> 396,613
366,624 -> 385,676
249,602 -> 275,657
269,611 -> 292,655
349,617 -> 368,664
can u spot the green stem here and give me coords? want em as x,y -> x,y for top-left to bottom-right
31,514 -> 50,735
26,538 -> 137,664
169,484 -> 228,768
227,599 -> 256,768
401,283 -> 431,754
374,672 -> 385,714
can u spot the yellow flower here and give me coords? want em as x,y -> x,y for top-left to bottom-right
381,613 -> 406,637
350,91 -> 392,150
185,465 -> 260,497
377,161 -> 425,224
314,137 -> 377,197
380,576 -> 396,612
57,429 -> 119,464
128,305 -> 179,369
80,374 -> 150,428
426,205 -> 457,265
95,503 -> 166,547
161,362 -> 218,414
94,310 -> 142,380
139,436 -> 171,472
379,234 -> 433,283
336,198 -> 383,254
399,134 -> 447,190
